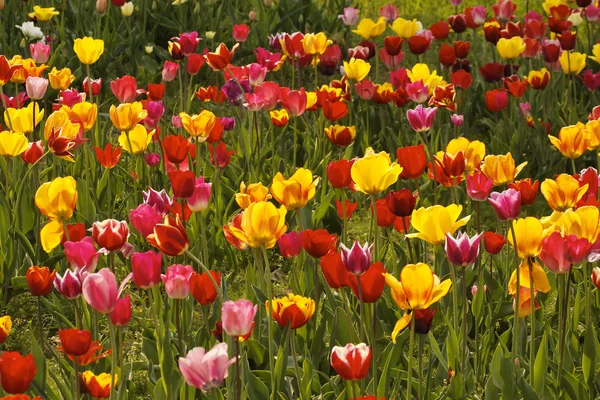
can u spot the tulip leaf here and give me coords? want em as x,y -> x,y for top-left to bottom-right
14,227 -> 35,265
533,331 -> 547,396
331,307 -> 358,346
30,331 -> 47,390
582,325 -> 597,385
517,375 -> 538,400
312,190 -> 335,226
377,340 -> 404,398
272,325 -> 290,397
484,375 -> 501,400
428,331 -> 448,371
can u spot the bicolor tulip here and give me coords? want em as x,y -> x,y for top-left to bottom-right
340,241 -> 372,275
445,232 -> 483,266
330,343 -> 371,381
0,316 -> 11,344
91,219 -> 129,252
81,371 -> 117,398
147,215 -> 190,256
407,105 -> 437,133
488,188 -> 522,220
268,294 -> 315,329
205,43 -> 240,71
324,125 -> 356,146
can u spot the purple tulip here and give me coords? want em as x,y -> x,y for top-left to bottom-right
340,241 -> 373,275
488,188 -> 521,220
445,232 -> 483,266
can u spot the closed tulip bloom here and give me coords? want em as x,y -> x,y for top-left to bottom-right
513,287 -> 539,318
83,77 -> 102,97
91,219 -> 129,252
162,135 -> 190,164
179,110 -> 217,139
48,67 -> 76,90
484,89 -> 508,113
118,124 -> 153,154
35,177 -> 78,220
526,68 -> 550,90
338,7 -> 359,25
0,352 -> 36,394
483,232 -> 506,254
63,237 -> 104,272
179,343 -> 236,392
507,217 -> 544,258
548,123 -> 591,159
488,188 -> 522,220
397,144 -> 427,179
169,170 -> 196,199
58,328 -> 92,356
541,174 -> 588,211
81,371 -> 117,398
509,178 -> 539,206
467,171 -> 493,201
26,266 -> 56,296
407,205 -> 470,245
508,258 -> 552,295
271,168 -> 319,210
278,232 -> 303,258
340,241 -> 373,275
302,33 -> 332,55
30,43 -> 51,64
21,140 -> 44,164
384,263 -> 452,342
190,271 -> 221,305
73,37 -> 104,65
330,343 -> 372,381
0,131 -> 28,157
481,153 -> 527,186
235,182 -> 271,210
205,43 -> 240,71
445,232 -> 483,266
343,58 -> 371,82
302,229 -> 337,258
110,295 -> 132,326
540,232 -> 586,274
324,125 -> 356,146
131,250 -> 162,289
407,105 -> 437,133
110,102 -> 147,131
353,17 -> 386,39
348,262 -> 386,303
391,17 -> 420,38
25,76 -> 48,100
560,51 -> 586,75
221,300 -> 257,338
129,204 -> 162,238
54,269 -> 83,299
188,177 -> 212,212
82,268 -> 119,314
270,109 -> 289,127
592,267 -> 600,289
147,215 -> 190,256
351,147 -> 402,194
320,251 -> 349,289
268,294 -> 315,329
110,75 -> 138,103
4,103 -> 44,134
161,264 -> 193,299
496,37 -> 526,60
228,201 -> 287,249
0,316 -> 11,344
386,189 -> 418,217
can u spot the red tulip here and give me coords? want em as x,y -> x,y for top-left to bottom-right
0,352 -> 36,394
302,229 -> 337,258
162,135 -> 190,165
26,266 -> 55,297
320,251 -> 349,289
58,328 -> 93,356
438,43 -> 456,67
233,24 -> 250,42
169,170 -> 196,199
209,141 -> 235,168
386,189 -> 418,217
190,271 -> 221,305
147,214 -> 190,256
322,100 -> 348,122
485,89 -> 509,112
383,36 -> 403,56
93,143 -> 121,169
278,232 -> 303,258
91,219 -> 129,252
335,200 -> 358,220
397,144 -> 427,179
483,232 -> 506,255
508,178 -> 539,206
430,21 -> 450,40
331,343 -> 372,381
479,63 -> 505,82
347,262 -> 386,303
147,83 -> 165,101
187,54 -> 205,75
327,160 -> 354,189
371,199 -> 397,228
110,295 -> 132,326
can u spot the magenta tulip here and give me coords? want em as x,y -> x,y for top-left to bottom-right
488,188 -> 521,220
445,232 -> 483,266
54,269 -> 83,299
161,264 -> 194,299
221,300 -> 257,338
178,343 -> 236,392
340,241 -> 373,275
63,237 -> 107,273
110,295 -> 132,327
131,250 -> 162,289
407,105 -> 437,133
466,171 -> 493,202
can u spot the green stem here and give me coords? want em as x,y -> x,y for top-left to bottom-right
290,332 -> 306,400
529,260 -> 535,388
357,276 -> 365,342
108,320 -> 117,400
449,264 -> 459,338
261,245 -> 275,395
371,194 -> 379,260
73,359 -> 80,400
557,267 -> 573,394
461,266 -> 468,377
509,222 -> 520,361
406,314 -> 415,400
184,250 -> 223,301
235,339 -> 241,400
176,299 -> 183,355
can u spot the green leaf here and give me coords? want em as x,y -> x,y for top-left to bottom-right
428,331 -> 448,371
272,325 -> 290,397
331,307 -> 358,346
30,331 -> 47,389
244,359 -> 269,399
312,190 -> 335,226
582,325 -> 597,385
377,341 -> 404,398
533,331 -> 547,397
484,375 -> 501,400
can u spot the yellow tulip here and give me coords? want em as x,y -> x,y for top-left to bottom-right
481,153 -> 527,186
40,218 -> 65,253
543,0 -> 567,14
384,263 -> 452,342
496,37 -> 526,60
508,258 -> 552,295
390,18 -> 420,38
351,147 -> 402,194
586,119 -> 600,150
235,182 -> 272,210
407,63 -> 444,92
352,17 -> 387,40
0,131 -> 28,157
548,122 -> 591,158
28,6 -> 59,21
44,109 -> 80,141
446,137 -> 485,173
559,206 -> 600,243
4,103 -> 44,134
110,102 -> 147,131
306,91 -> 318,109
0,316 -> 11,339
118,124 -> 154,154
507,217 -> 544,258
228,201 -> 287,249
9,57 -> 47,83
541,174 -> 588,211
407,204 -> 470,245
179,110 -> 216,140
63,102 -> 98,133
271,168 -> 319,210
514,287 -> 539,318
302,33 -> 332,55
35,176 -> 78,220
343,58 -> 371,82
73,37 -> 104,65
559,51 -> 586,75
590,43 -> 600,64
48,67 -> 76,91
268,294 -> 315,329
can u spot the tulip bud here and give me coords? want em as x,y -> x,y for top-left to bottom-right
592,267 -> 600,290
340,241 -> 373,275
30,43 -> 51,63
145,153 -> 160,167
172,115 -> 183,128
206,31 -> 216,40
121,2 -> 134,16
249,10 -> 256,21
96,0 -> 107,12
277,232 -> 303,258
145,44 -> 154,54
187,177 -> 211,212
110,295 -> 132,326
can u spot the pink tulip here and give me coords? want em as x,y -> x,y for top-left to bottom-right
470,6 -> 487,26
54,269 -> 83,299
82,268 -> 124,314
592,267 -> 600,289
145,153 -> 161,167
244,93 -> 266,112
174,32 -> 201,55
187,177 -> 212,212
406,81 -> 429,104
63,237 -> 107,273
233,24 -> 250,42
492,0 -> 516,20
451,114 -> 464,126
83,77 -> 102,97
162,264 -> 194,299
279,88 -> 307,117
25,77 -> 48,100
143,187 -> 173,214
539,232 -> 591,274
110,75 -> 138,103
162,61 -> 179,82
59,89 -> 85,107
445,232 -> 483,267
466,171 -> 493,202
338,7 -> 359,26
587,6 -> 600,23
172,115 -> 183,129
340,241 -> 373,275
131,250 -> 162,289
450,0 -> 462,6
178,343 -> 236,392
278,232 -> 304,258
248,63 -> 267,86
130,204 -> 163,238
221,300 -> 257,337
379,48 -> 404,69
254,82 -> 280,110
30,43 -> 50,64
407,105 -> 437,133
379,4 -> 399,22
488,188 -> 521,220
355,80 -> 376,100
110,295 -> 132,326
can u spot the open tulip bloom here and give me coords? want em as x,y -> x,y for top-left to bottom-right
4,1 -> 600,399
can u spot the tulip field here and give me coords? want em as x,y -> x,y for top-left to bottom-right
4,0 -> 600,399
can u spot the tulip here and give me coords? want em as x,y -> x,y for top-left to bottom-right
63,237 -> 105,272
514,287 -> 539,318
190,271 -> 221,305
488,188 -> 521,220
351,147 -> 402,194
397,145 -> 427,179
509,178 -> 539,206
481,153 -> 527,186
0,131 -> 28,157
221,300 -> 257,338
302,32 -> 332,55
407,205 -> 470,245
26,266 -> 56,296
54,269 -> 83,299
81,371 -> 117,398
508,258 -> 552,295
548,123 -> 591,159
320,251 -> 349,289
391,17 -> 420,38
343,58 -> 371,81
110,102 -> 147,131
0,316 -> 11,344
540,174 -> 587,212
353,17 -> 386,39
179,343 -> 236,392
118,124 -> 154,154
385,263 -> 452,342
188,177 -> 212,212
560,51 -> 586,75
466,171 -> 493,201
330,343 -> 372,381
338,7 -> 359,26
110,295 -> 132,326
4,103 -> 44,134
340,241 -> 373,275
302,229 -> 337,258
483,232 -> 507,255
336,200 -> 358,220
161,264 -> 193,299
110,75 -> 138,103
162,60 -> 179,82
327,160 -> 354,189
20,140 -> 44,164
82,268 -> 122,314
270,109 -> 289,127
179,110 -> 217,139
168,170 -> 196,199
30,43 -> 50,64
129,204 -> 162,238
279,88 -> 307,116
592,268 -> 600,289
507,217 -> 544,259
270,168 -> 319,210
445,232 -> 483,266
25,76 -> 48,101
278,232 -> 303,258
62,101 -> 98,133
386,189 -> 418,217
205,43 -> 240,71
227,201 -> 287,249
406,80 -> 428,103
347,262 -> 386,303
540,232 -> 589,274
268,294 -> 315,329
83,77 -> 102,96
484,89 -> 509,113
0,352 -> 36,394
496,37 -> 525,60
90,219 -> 129,252
131,251 -> 162,289
407,105 -> 437,133
93,143 -> 121,169
73,37 -> 104,65
235,182 -> 271,209
58,328 -> 92,356
147,214 -> 190,256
